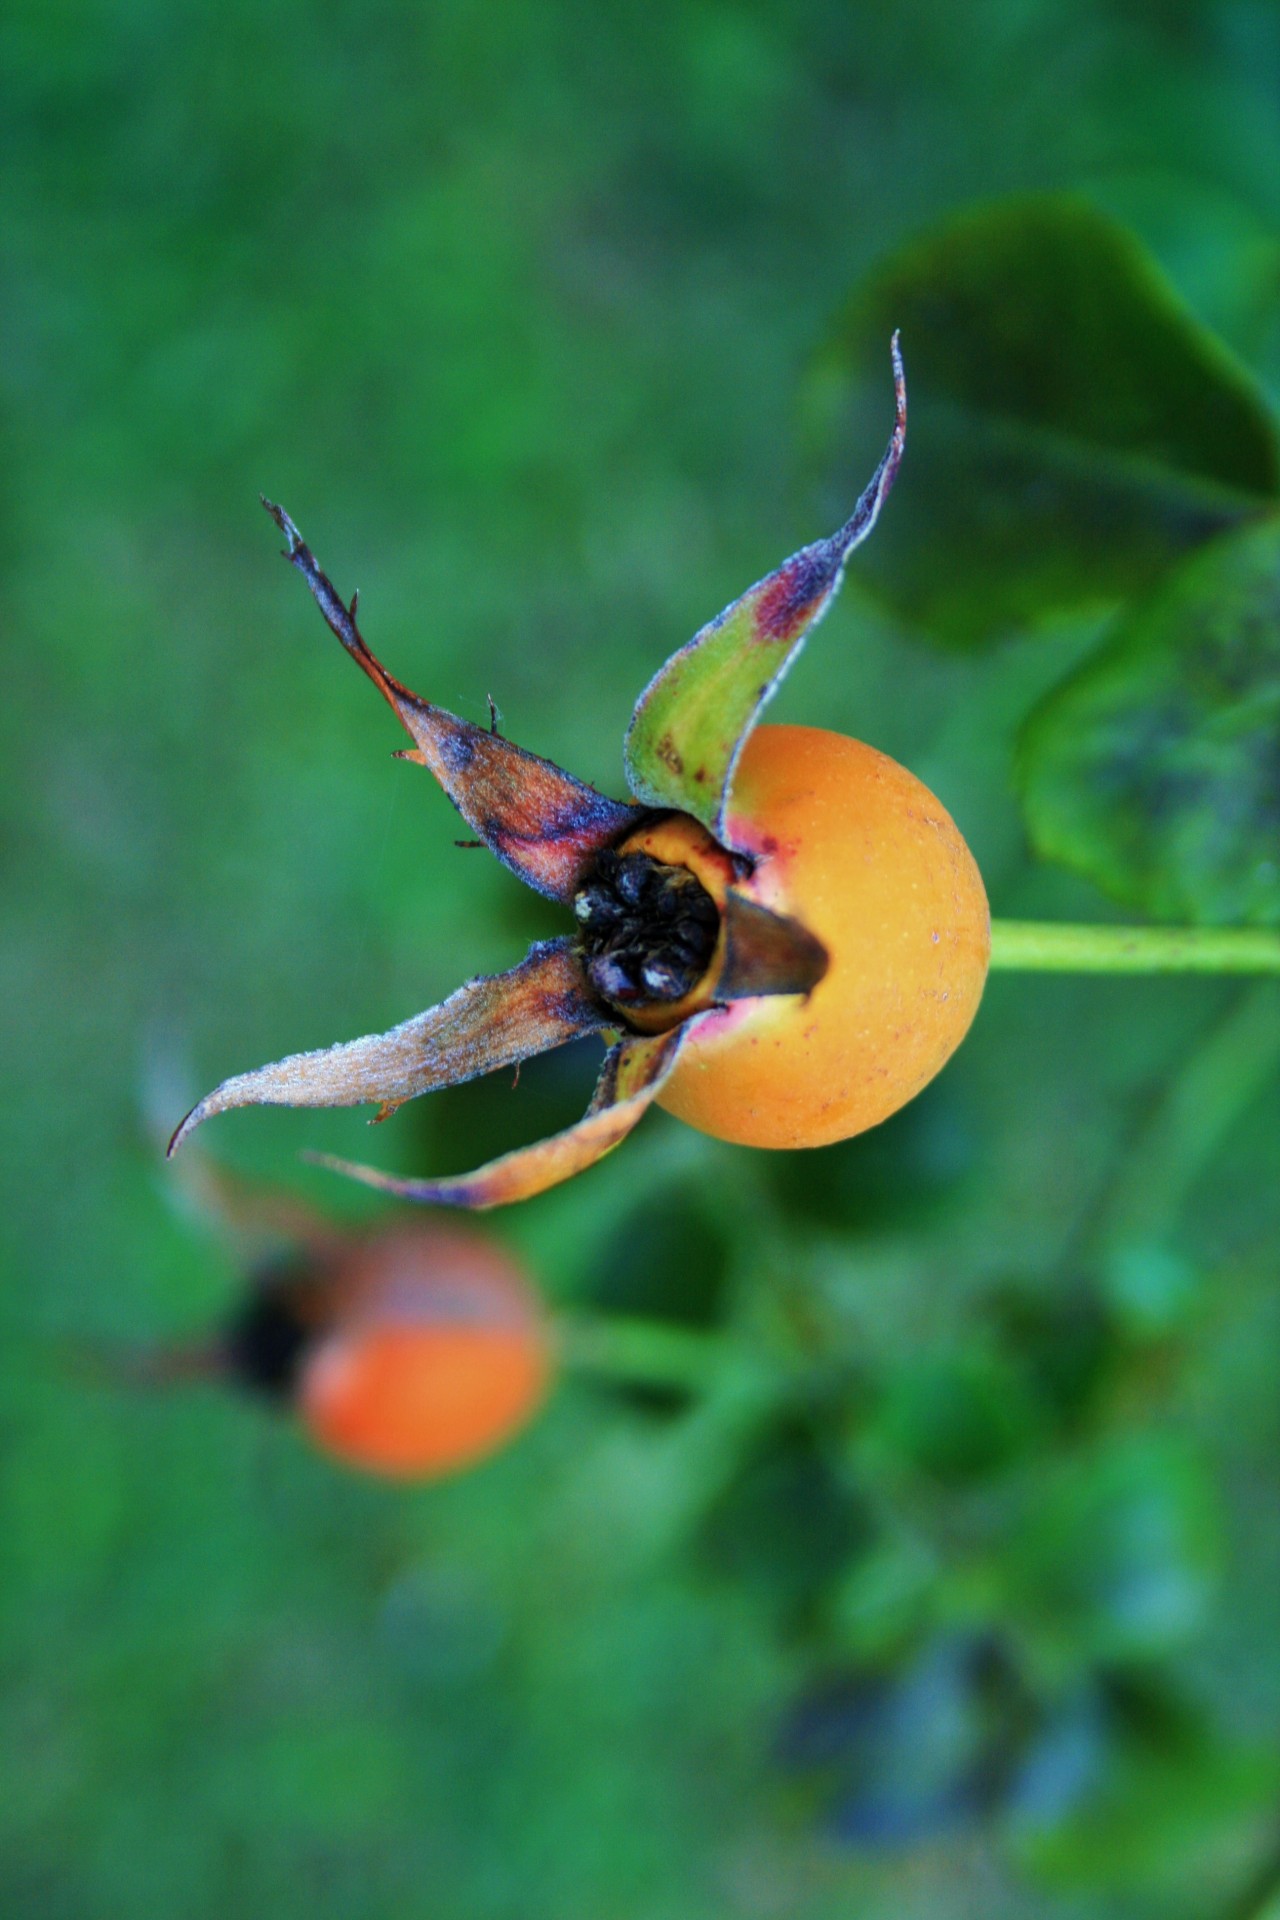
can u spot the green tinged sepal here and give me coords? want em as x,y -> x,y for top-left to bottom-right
623,337 -> 906,851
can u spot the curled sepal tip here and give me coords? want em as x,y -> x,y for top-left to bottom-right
303,1021 -> 696,1210
623,334 -> 906,849
262,499 -> 643,901
168,938 -> 604,1157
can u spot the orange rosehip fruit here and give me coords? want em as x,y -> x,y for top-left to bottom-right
614,724 -> 990,1149
227,1224 -> 550,1479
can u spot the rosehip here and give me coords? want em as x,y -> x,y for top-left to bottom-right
617,726 -> 989,1148
114,1188 -> 551,1481
169,343 -> 989,1204
226,1223 -> 550,1478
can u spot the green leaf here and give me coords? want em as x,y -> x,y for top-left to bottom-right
1018,515 -> 1280,926
807,195 -> 1280,646
624,341 -> 905,842
1009,1437 -> 1219,1666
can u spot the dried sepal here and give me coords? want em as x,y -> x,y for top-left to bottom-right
713,890 -> 829,1002
623,336 -> 906,849
263,500 -> 644,901
168,938 -> 604,1156
304,1021 -> 697,1210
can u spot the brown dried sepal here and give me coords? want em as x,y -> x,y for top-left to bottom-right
168,937 -> 605,1155
307,1021 -> 699,1210
262,500 -> 644,902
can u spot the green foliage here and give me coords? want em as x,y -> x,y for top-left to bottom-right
816,188 -> 1280,928
808,195 -> 1280,645
1018,516 -> 1280,925
6,5 -> 1280,1919
871,1346 -> 1043,1484
1007,1437 -> 1220,1668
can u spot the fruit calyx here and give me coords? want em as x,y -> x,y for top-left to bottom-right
574,847 -> 721,1013
573,828 -> 830,1033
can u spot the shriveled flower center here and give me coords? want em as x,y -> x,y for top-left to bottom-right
574,848 -> 720,1011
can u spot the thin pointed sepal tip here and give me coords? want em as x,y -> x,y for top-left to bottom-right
889,330 -> 906,430
166,1098 -> 211,1158
260,494 -> 304,555
299,1149 -> 433,1202
302,1148 -> 372,1180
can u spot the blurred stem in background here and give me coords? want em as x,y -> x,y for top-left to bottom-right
555,967 -> 1280,1419
556,1313 -> 747,1394
1098,979 -> 1280,1253
555,1312 -> 785,1564
990,921 -> 1280,974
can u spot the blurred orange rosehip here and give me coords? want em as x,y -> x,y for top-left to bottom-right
224,1222 -> 551,1479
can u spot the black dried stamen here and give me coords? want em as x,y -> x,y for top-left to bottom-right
574,849 -> 720,1011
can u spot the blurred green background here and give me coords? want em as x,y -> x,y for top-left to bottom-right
4,2 -> 1280,1915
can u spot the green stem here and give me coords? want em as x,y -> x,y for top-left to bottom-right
989,920 -> 1280,975
553,1313 -> 745,1393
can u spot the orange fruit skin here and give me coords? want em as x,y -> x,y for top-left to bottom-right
651,724 -> 990,1149
297,1226 -> 550,1479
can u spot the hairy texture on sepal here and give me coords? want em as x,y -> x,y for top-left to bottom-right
168,939 -> 604,1155
262,500 -> 644,901
305,1022 -> 697,1210
623,336 -> 905,850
